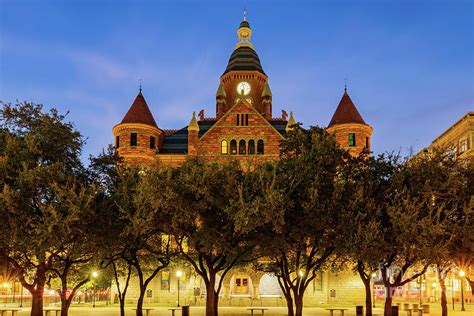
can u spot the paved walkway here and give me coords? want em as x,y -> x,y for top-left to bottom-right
3,304 -> 472,316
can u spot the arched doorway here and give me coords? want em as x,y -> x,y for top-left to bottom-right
230,273 -> 253,296
259,273 -> 282,296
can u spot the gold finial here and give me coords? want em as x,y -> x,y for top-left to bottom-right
188,111 -> 199,132
286,111 -> 297,132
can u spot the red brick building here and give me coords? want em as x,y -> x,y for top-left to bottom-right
112,17 -> 372,167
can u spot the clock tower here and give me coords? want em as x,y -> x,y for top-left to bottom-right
216,16 -> 272,120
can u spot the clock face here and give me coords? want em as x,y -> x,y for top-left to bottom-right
237,82 -> 251,95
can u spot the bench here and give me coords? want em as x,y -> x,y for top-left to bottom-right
247,308 -> 269,315
0,309 -> 22,316
133,308 -> 154,316
168,307 -> 181,316
44,308 -> 61,316
326,308 -> 349,316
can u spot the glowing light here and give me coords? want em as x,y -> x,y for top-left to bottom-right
459,270 -> 465,277
49,290 -> 55,295
298,270 -> 304,277
176,270 -> 182,278
432,282 -> 437,288
92,271 -> 98,278
2,283 -> 8,289
371,272 -> 377,278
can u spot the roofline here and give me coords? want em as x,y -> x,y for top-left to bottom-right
431,111 -> 474,144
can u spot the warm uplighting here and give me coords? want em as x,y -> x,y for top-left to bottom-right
458,270 -> 465,277
92,271 -> 98,278
176,270 -> 183,278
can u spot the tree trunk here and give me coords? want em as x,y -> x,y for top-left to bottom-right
60,298 -> 72,316
384,287 -> 393,316
119,296 -> 126,316
363,278 -> 373,316
439,275 -> 447,316
467,278 -> 474,295
205,272 -> 218,316
294,294 -> 304,316
136,286 -> 146,316
31,288 -> 44,316
284,292 -> 294,316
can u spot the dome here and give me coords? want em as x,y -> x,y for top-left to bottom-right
223,46 -> 265,75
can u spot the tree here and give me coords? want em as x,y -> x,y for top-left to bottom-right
379,149 -> 471,316
254,126 -> 353,316
0,102 -> 86,316
341,153 -> 399,316
104,165 -> 173,316
161,158 -> 267,316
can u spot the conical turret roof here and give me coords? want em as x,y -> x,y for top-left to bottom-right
328,90 -> 366,127
121,91 -> 158,128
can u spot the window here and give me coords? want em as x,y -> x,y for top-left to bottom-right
257,140 -> 264,155
459,139 -> 468,153
248,140 -> 255,155
236,113 -> 249,126
365,136 -> 369,149
236,114 -> 240,126
130,133 -> 138,146
230,140 -> 237,155
348,133 -> 356,147
221,140 -> 228,155
239,140 -> 246,155
245,114 -> 249,125
116,136 -> 120,148
241,114 -> 245,126
150,136 -> 156,149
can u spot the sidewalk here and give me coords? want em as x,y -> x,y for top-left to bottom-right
8,304 -> 473,316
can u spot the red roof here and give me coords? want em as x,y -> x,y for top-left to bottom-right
121,92 -> 158,127
328,91 -> 366,127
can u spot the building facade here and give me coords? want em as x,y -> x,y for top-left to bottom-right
110,18 -> 472,307
431,111 -> 473,159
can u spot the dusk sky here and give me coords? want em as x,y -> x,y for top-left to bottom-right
1,0 -> 473,160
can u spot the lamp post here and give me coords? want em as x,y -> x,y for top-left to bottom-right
92,271 -> 98,308
432,282 -> 437,303
2,282 -> 8,307
176,270 -> 182,307
459,270 -> 465,311
371,272 -> 377,308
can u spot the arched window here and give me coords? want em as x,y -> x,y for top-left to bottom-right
248,140 -> 255,155
239,140 -> 246,155
130,133 -> 137,147
257,140 -> 264,155
230,140 -> 237,155
221,140 -> 228,155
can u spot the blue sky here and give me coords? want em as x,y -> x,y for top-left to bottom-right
1,0 -> 473,159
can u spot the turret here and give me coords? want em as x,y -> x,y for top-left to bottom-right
112,87 -> 163,165
187,112 -> 199,156
285,111 -> 297,132
326,87 -> 372,156
261,82 -> 272,119
216,83 -> 227,119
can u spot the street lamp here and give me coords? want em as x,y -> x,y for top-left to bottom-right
432,282 -> 437,302
458,270 -> 465,311
2,283 -> 9,306
176,270 -> 182,307
371,272 -> 377,308
92,271 -> 98,308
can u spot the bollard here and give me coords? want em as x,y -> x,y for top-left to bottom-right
356,306 -> 363,316
392,306 -> 399,316
182,305 -> 190,316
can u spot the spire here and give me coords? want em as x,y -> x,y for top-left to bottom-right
216,83 -> 227,97
187,111 -> 199,132
121,90 -> 158,128
286,111 -> 297,132
328,90 -> 366,127
236,12 -> 253,49
139,79 -> 142,95
344,78 -> 347,95
262,82 -> 272,97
